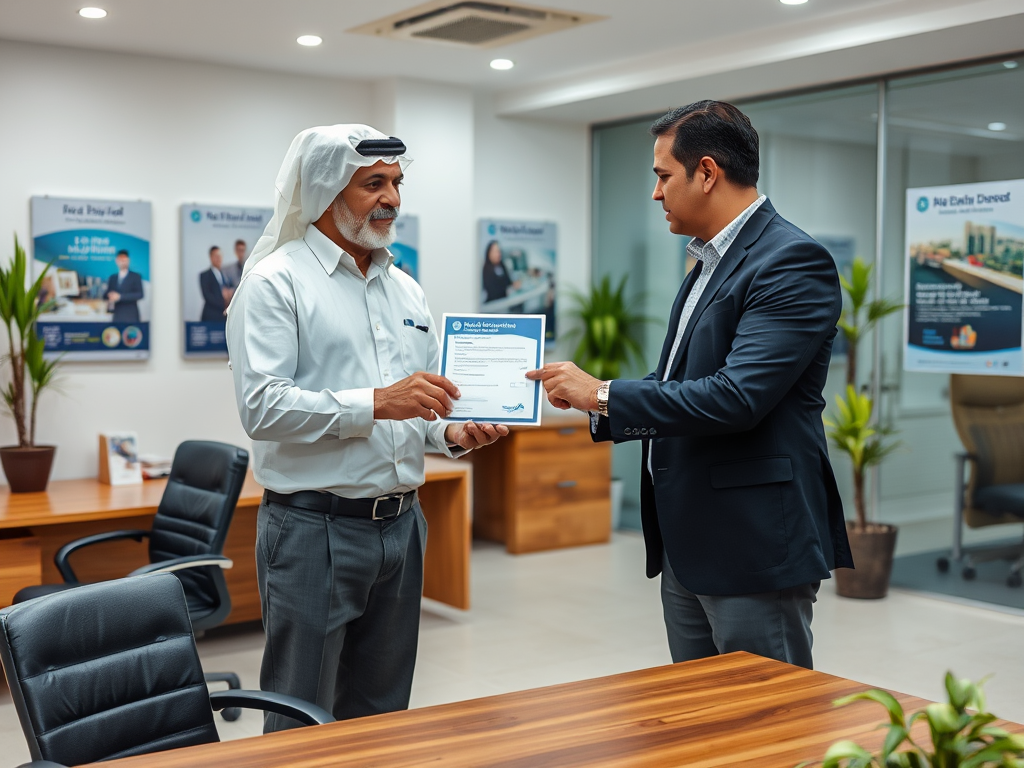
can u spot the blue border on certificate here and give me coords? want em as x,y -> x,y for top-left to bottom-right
440,313 -> 545,425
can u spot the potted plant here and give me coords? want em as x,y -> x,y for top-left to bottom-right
0,234 -> 61,492
828,256 -> 904,599
565,274 -> 657,529
802,672 -> 1024,767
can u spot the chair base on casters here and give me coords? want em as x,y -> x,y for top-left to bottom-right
936,539 -> 1024,587
205,672 -> 242,721
936,453 -> 1024,588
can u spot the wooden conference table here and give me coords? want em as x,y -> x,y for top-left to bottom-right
96,651 -> 1023,768
0,455 -> 472,618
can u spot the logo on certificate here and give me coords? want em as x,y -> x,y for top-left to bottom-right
502,403 -> 525,414
452,320 -> 462,331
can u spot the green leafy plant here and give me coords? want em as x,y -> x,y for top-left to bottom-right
565,274 -> 657,380
804,672 -> 1024,767
825,385 -> 900,530
0,234 -> 60,447
838,256 -> 903,389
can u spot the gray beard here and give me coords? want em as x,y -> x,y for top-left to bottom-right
331,199 -> 398,251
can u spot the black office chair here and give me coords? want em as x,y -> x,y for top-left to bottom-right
0,573 -> 332,768
14,440 -> 250,717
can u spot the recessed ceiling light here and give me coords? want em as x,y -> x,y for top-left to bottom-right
490,59 -> 514,70
78,7 -> 107,18
988,122 -> 1007,132
779,0 -> 809,5
297,35 -> 322,47
1004,61 -> 1019,69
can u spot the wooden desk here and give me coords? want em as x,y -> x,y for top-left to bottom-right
97,652 -> 1022,768
0,455 -> 471,619
470,414 -> 611,553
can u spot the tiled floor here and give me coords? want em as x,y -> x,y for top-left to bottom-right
3,532 -> 1024,765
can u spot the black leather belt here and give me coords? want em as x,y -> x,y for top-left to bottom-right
264,489 -> 416,520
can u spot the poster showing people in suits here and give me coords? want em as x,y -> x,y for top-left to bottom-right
181,204 -> 272,357
904,179 -> 1024,375
32,196 -> 152,361
478,219 -> 557,344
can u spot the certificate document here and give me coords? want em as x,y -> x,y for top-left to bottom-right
440,313 -> 545,426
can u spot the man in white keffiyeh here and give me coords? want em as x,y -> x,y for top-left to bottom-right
226,125 -> 507,731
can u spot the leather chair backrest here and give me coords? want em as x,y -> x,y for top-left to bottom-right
950,374 -> 1024,526
150,441 -> 248,610
0,574 -> 219,765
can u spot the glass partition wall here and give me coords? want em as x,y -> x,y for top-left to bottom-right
592,56 -> 1024,551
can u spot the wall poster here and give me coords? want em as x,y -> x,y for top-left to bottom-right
31,196 -> 152,360
904,179 -> 1024,375
477,218 -> 557,344
181,204 -> 272,357
391,214 -> 419,282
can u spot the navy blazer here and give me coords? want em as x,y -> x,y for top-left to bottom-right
593,199 -> 852,595
104,271 -> 143,324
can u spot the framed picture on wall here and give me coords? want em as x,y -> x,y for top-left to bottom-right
478,218 -> 557,344
31,196 -> 152,361
180,204 -> 273,358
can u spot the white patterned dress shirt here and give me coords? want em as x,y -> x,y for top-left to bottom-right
226,223 -> 457,498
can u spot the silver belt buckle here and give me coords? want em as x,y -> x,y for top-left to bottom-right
372,492 -> 405,520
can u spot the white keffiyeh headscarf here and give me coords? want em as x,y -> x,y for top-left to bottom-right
241,123 -> 412,283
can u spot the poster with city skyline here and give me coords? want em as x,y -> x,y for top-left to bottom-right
904,179 -> 1024,375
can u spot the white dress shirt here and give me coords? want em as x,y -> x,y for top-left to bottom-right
226,223 -> 456,498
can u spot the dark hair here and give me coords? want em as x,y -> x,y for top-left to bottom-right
235,239 -> 246,247
650,100 -> 759,188
209,245 -> 220,256
116,249 -> 129,258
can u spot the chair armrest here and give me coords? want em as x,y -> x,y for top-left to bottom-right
209,689 -> 335,726
55,529 -> 150,583
129,555 -> 233,577
16,762 -> 70,768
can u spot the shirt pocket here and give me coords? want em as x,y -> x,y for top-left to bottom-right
399,320 -> 433,372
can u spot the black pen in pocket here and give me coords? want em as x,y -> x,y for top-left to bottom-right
404,318 -> 430,333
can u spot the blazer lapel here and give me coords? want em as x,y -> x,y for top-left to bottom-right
655,261 -> 702,379
666,200 -> 778,381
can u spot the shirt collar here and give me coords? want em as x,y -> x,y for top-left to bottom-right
303,223 -> 395,279
686,194 -> 767,265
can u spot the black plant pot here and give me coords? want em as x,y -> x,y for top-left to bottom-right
835,523 -> 898,599
0,445 -> 56,493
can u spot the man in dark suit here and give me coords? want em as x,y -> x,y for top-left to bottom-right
527,101 -> 852,670
199,246 -> 230,322
104,250 -> 143,323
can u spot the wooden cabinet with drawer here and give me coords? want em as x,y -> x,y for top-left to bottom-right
469,415 -> 611,553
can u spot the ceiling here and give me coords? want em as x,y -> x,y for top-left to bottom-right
2,0 -> 1022,124
0,0 -> 951,87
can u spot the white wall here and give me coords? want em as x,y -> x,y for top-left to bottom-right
472,92 -> 592,359
0,42 -> 592,483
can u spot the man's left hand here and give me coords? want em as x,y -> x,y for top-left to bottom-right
444,421 -> 509,450
525,362 -> 601,412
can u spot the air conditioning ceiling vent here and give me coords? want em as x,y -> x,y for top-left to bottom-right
348,1 -> 605,49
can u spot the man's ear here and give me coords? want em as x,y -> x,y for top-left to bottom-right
699,156 -> 719,194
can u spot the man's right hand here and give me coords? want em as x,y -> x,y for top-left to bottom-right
374,373 -> 460,422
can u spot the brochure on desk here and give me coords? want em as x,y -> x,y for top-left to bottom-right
440,313 -> 544,426
31,196 -> 152,361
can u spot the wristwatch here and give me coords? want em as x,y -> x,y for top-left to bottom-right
595,381 -> 611,417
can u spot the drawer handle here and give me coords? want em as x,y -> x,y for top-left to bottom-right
557,480 -> 578,489
558,428 -> 577,436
